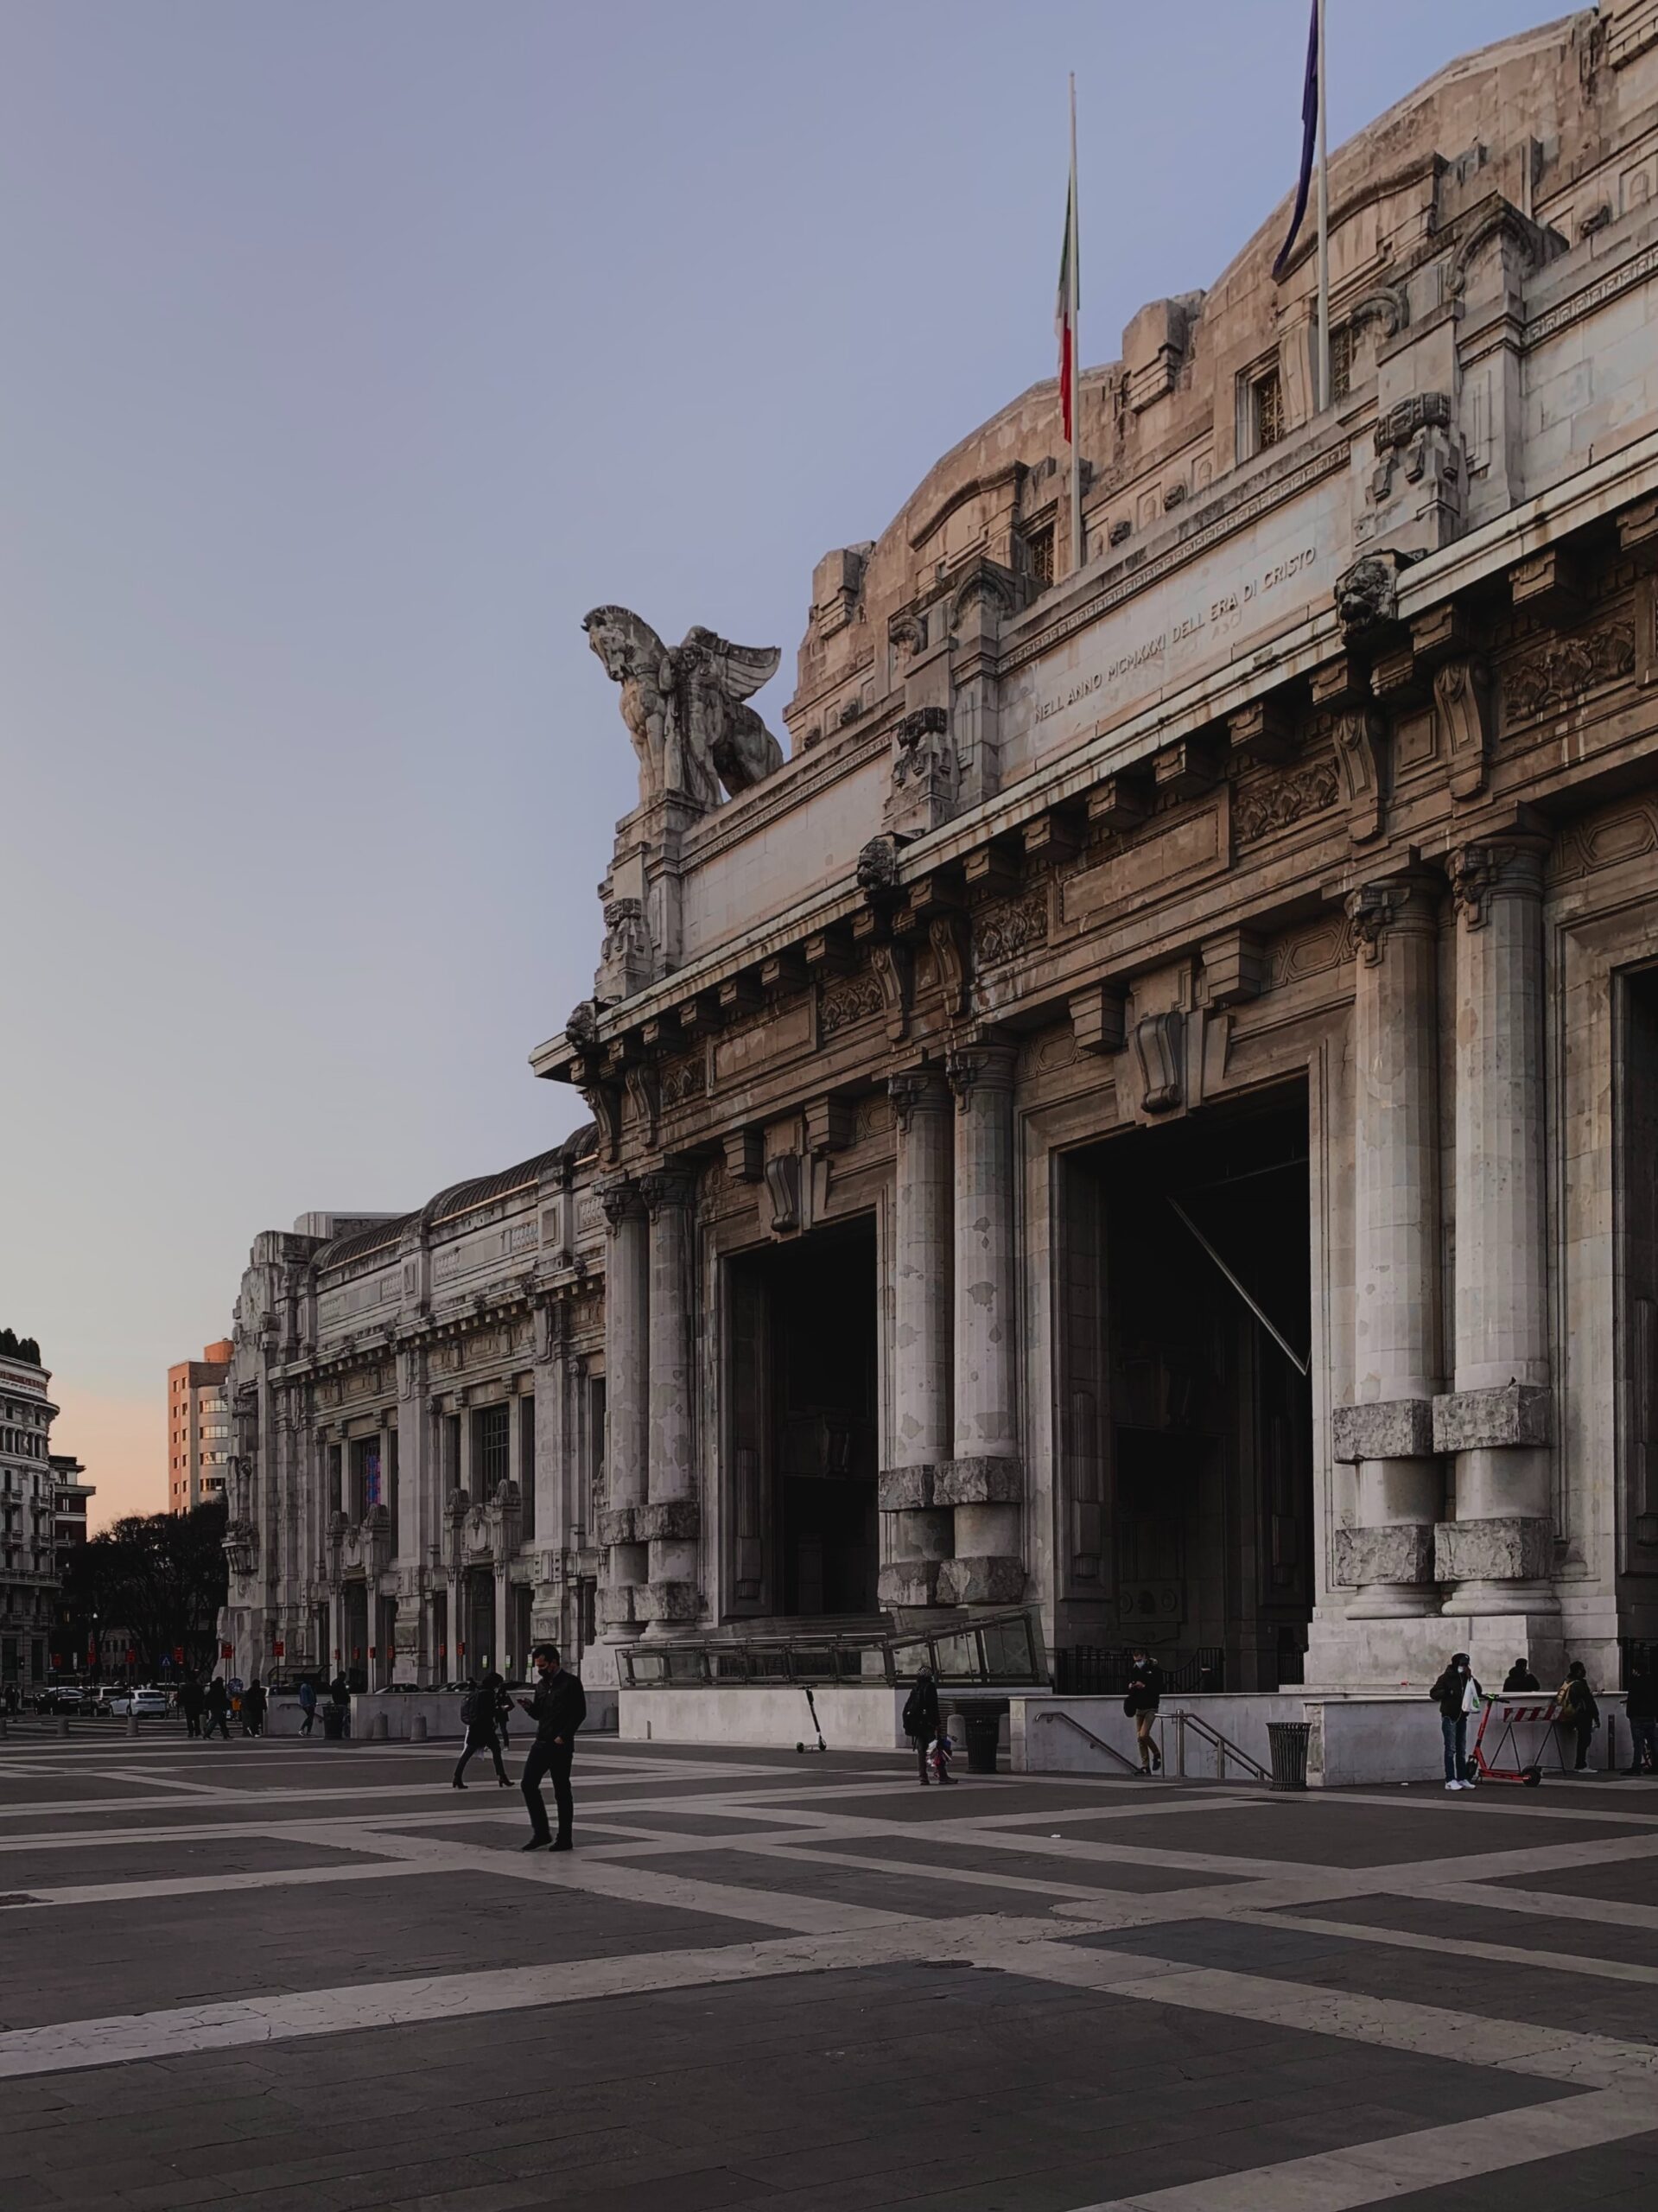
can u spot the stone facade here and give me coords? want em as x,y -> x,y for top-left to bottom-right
522,7 -> 1658,1692
228,8 -> 1658,1696
0,1342 -> 59,1693
219,1135 -> 607,1688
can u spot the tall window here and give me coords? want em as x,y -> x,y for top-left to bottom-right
473,1403 -> 509,1495
1021,523 -> 1056,592
1329,323 -> 1353,403
443,1414 -> 461,1492
327,1443 -> 343,1514
518,1396 -> 537,1542
1253,364 -> 1284,452
349,1436 -> 380,1518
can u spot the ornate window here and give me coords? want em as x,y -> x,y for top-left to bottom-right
473,1403 -> 509,1493
1254,365 -> 1285,451
1329,322 -> 1353,402
1021,523 -> 1056,592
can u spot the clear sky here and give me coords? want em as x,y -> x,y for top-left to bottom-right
1,0 -> 1553,1526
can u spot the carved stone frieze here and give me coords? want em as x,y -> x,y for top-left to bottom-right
972,888 -> 1049,965
1233,754 -> 1339,844
657,1054 -> 706,1111
1503,620 -> 1636,721
819,969 -> 886,1038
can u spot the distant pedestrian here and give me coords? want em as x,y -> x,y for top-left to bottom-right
297,1678 -> 317,1737
517,1644 -> 585,1852
1124,1646 -> 1164,1777
1428,1652 -> 1483,1789
241,1681 -> 267,1738
902,1667 -> 941,1786
329,1672 -> 350,1710
179,1674 -> 205,1739
1556,1661 -> 1600,1773
1502,1659 -> 1540,1694
452,1670 -> 512,1790
1624,1664 -> 1657,1777
204,1677 -> 232,1741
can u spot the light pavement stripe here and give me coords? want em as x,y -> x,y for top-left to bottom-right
1393,1876 -> 1658,1933
1236,1907 -> 1658,1986
1077,2086 -> 1656,2211
0,1913 -> 1056,2081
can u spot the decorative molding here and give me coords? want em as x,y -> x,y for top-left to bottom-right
1433,656 -> 1495,800
1331,709 -> 1388,843
1448,839 -> 1546,929
1131,1012 -> 1184,1115
1234,754 -> 1339,844
657,1054 -> 706,1111
973,887 -> 1050,968
818,969 -> 886,1039
1503,619 -> 1636,722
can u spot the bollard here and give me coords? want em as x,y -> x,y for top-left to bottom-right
127,1713 -> 141,1738
410,1715 -> 428,1743
370,1711 -> 389,1742
58,1715 -> 71,1738
0,1713 -> 8,1738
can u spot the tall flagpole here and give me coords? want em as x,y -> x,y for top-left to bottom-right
1068,73 -> 1082,573
1315,0 -> 1330,410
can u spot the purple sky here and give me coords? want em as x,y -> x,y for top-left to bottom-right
0,0 -> 1553,1522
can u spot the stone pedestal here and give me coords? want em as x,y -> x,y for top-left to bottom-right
878,1069 -> 955,1610
941,1043 -> 1025,1608
1333,879 -> 1444,1618
1439,840 -> 1556,1617
640,1169 -> 700,1630
598,1179 -> 649,1633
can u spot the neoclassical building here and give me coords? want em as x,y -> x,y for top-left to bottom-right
230,5 -> 1658,1699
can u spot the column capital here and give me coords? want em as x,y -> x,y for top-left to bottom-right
1345,872 -> 1439,964
888,1065 -> 951,1132
597,1176 -> 645,1229
639,1166 -> 698,1220
1447,836 -> 1548,929
945,1039 -> 1018,1109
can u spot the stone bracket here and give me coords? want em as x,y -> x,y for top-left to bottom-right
1331,1397 -> 1436,1464
878,1559 -> 943,1608
596,1586 -> 639,1629
1431,1382 -> 1553,1452
878,1465 -> 937,1511
597,1507 -> 638,1547
1333,1523 -> 1436,1586
634,1580 -> 702,1624
1433,1516 -> 1553,1584
936,1555 -> 1026,1607
635,1498 -> 701,1542
935,1457 -> 1024,1506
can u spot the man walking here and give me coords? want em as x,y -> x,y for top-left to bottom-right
517,1644 -> 585,1852
204,1676 -> 232,1741
1624,1662 -> 1656,1777
452,1669 -> 512,1790
297,1677 -> 317,1737
1124,1646 -> 1163,1777
1556,1661 -> 1600,1773
902,1666 -> 942,1785
179,1672 -> 205,1739
241,1680 -> 267,1738
1429,1651 -> 1483,1789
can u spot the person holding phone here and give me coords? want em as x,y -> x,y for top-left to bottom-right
518,1644 -> 586,1852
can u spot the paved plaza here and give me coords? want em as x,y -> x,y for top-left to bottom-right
0,1726 -> 1655,2209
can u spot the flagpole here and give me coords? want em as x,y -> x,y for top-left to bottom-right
1068,73 -> 1082,575
1315,0 -> 1330,410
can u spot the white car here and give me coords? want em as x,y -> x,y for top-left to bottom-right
107,1688 -> 170,1719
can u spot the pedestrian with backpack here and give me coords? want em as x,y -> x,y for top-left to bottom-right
902,1667 -> 941,1784
1556,1661 -> 1600,1774
1428,1652 -> 1483,1789
452,1670 -> 511,1789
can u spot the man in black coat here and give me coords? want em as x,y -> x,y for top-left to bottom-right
902,1667 -> 943,1784
1625,1664 -> 1657,1776
518,1644 -> 586,1851
1428,1652 -> 1483,1789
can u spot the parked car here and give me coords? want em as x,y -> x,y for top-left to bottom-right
106,1688 -> 171,1719
34,1684 -> 92,1713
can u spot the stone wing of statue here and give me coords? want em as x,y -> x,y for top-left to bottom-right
675,626 -> 785,798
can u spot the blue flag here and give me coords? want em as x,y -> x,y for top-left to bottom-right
1273,0 -> 1320,281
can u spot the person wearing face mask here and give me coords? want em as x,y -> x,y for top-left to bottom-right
1428,1651 -> 1483,1790
517,1644 -> 586,1851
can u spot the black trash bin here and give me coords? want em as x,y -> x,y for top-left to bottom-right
962,1710 -> 1001,1776
1266,1719 -> 1312,1791
321,1705 -> 347,1743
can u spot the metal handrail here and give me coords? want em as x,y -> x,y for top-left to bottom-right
1159,1707 -> 1271,1783
1032,1707 -> 1142,1775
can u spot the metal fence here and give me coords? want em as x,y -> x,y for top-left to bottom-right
617,1606 -> 1047,1690
1052,1645 -> 1227,1696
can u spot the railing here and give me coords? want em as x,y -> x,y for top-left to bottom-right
1032,1707 -> 1142,1775
617,1605 -> 1047,1690
1053,1645 -> 1226,1696
1033,1703 -> 1270,1783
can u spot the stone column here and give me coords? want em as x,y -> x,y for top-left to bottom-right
1332,877 -> 1444,1617
940,1042 -> 1025,1607
597,1179 -> 649,1637
640,1167 -> 701,1630
879,1068 -> 956,1611
1434,838 -> 1555,1618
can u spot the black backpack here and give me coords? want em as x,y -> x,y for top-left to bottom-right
901,1685 -> 926,1736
